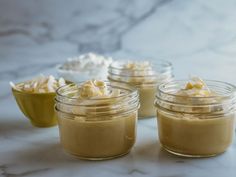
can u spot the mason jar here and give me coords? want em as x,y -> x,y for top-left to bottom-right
55,82 -> 139,160
108,60 -> 173,118
155,80 -> 236,157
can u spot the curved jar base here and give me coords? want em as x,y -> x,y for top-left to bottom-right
65,149 -> 131,161
161,144 -> 225,158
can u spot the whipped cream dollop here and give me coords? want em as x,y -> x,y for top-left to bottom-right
78,80 -> 121,99
166,77 -> 221,114
176,77 -> 214,97
68,80 -> 123,116
119,61 -> 156,84
10,75 -> 66,93
124,61 -> 152,70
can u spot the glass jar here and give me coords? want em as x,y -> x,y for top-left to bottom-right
155,80 -> 236,157
108,60 -> 173,118
55,82 -> 139,160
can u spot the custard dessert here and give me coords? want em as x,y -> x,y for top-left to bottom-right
155,77 -> 236,157
55,80 -> 139,160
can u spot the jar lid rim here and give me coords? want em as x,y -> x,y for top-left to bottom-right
56,81 -> 138,101
158,79 -> 236,99
109,59 -> 172,71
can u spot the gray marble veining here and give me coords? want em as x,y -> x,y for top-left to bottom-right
1,0 -> 236,177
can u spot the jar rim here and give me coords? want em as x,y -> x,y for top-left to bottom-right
56,81 -> 138,103
55,93 -> 139,107
157,79 -> 236,100
108,60 -> 173,86
107,70 -> 173,78
109,59 -> 172,70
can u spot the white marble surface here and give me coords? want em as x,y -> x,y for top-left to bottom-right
1,0 -> 236,176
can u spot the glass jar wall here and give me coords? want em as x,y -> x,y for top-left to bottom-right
108,60 -> 173,118
155,80 -> 236,157
55,82 -> 139,160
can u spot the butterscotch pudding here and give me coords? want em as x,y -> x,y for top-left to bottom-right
155,77 -> 236,157
108,60 -> 173,118
55,80 -> 139,160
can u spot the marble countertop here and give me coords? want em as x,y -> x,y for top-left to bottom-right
1,0 -> 236,176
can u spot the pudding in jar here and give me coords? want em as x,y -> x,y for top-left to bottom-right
155,77 -> 236,157
108,60 -> 173,118
55,80 -> 139,160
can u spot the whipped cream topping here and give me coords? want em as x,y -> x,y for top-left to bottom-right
124,61 -> 152,70
10,75 -> 66,93
166,77 -> 220,114
176,77 -> 214,97
156,77 -> 228,117
78,80 -> 121,99
119,61 -> 157,84
67,80 -> 123,115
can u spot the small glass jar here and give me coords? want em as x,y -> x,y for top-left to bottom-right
108,60 -> 173,118
155,80 -> 236,157
55,82 -> 139,160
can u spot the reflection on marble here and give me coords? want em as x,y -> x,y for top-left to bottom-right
1,0 -> 236,176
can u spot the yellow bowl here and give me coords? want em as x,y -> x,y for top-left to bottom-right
12,86 -> 58,128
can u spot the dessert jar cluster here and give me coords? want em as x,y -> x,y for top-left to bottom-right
55,80 -> 139,160
108,60 -> 173,118
155,79 -> 236,157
